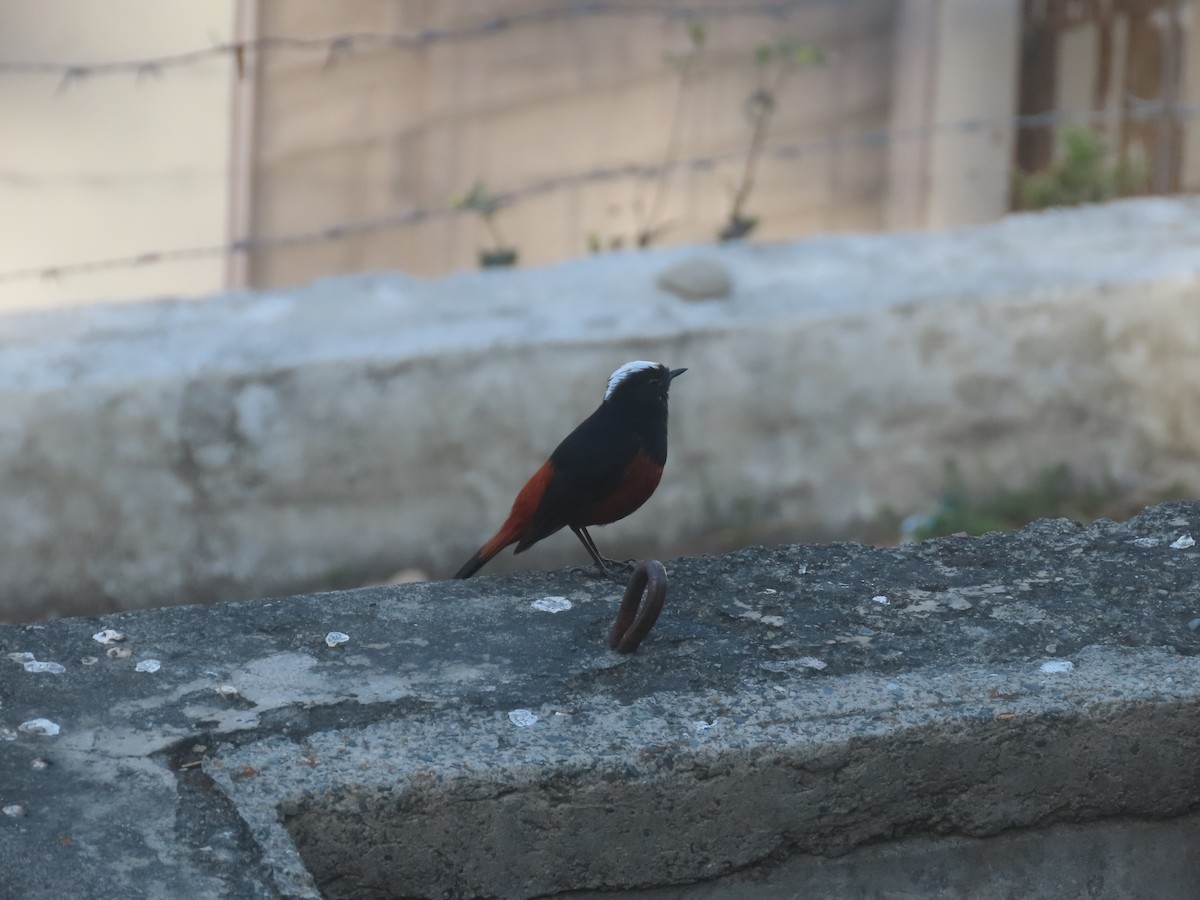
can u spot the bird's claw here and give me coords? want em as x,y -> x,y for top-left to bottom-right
600,557 -> 638,574
569,561 -> 630,582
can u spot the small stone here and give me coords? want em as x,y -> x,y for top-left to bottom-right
106,646 -> 131,659
798,656 -> 828,671
1169,534 -> 1195,550
1039,660 -> 1074,674
1132,536 -> 1158,547
80,656 -> 98,666
7,652 -> 35,664
92,629 -> 125,644
2,804 -> 27,818
18,719 -> 60,737
1187,618 -> 1200,632
656,256 -> 733,300
30,758 -> 50,770
216,685 -> 239,699
531,596 -> 572,613
134,659 -> 161,673
872,595 -> 890,605
325,631 -> 350,648
507,709 -> 538,727
384,567 -> 429,584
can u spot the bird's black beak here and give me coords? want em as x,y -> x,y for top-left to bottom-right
669,368 -> 687,380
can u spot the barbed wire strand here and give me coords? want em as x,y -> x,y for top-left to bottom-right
0,102 -> 1192,286
0,0 -> 824,84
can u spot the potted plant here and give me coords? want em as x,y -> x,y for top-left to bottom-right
452,181 -> 518,268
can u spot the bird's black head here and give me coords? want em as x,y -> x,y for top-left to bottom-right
603,360 -> 686,408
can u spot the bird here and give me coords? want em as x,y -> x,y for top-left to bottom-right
454,360 -> 686,579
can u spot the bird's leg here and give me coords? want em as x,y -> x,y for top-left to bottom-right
570,526 -> 635,581
582,527 -> 639,572
569,525 -> 615,579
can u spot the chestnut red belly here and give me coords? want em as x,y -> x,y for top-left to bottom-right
573,449 -> 664,527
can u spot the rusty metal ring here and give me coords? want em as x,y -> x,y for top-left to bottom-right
608,560 -> 668,654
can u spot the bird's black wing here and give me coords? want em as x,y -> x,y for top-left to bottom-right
514,406 -> 639,552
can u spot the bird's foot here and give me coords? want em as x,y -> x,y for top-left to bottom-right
570,560 -> 631,582
600,556 -> 638,575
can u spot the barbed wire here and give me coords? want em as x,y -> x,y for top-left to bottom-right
0,0 -> 823,88
0,101 -> 1192,287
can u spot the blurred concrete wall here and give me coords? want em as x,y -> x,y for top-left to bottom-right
0,0 -> 236,311
1,197 -> 1198,622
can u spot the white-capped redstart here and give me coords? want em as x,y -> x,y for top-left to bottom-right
454,360 -> 686,578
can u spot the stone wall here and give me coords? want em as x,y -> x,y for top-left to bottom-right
1,197 -> 1199,620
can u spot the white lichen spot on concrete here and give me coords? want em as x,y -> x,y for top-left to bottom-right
904,599 -> 942,614
0,727 -> 16,741
507,708 -> 538,727
1039,659 -> 1075,674
23,660 -> 65,674
1169,534 -> 1195,549
2,804 -> 28,818
1132,536 -> 1159,547
693,718 -> 721,731
135,659 -> 162,673
739,609 -> 784,626
760,658 -> 826,673
948,595 -> 974,611
7,652 -> 35,664
18,719 -> 60,736
872,595 -> 890,605
92,629 -> 125,644
531,596 -> 572,613
325,631 -> 350,648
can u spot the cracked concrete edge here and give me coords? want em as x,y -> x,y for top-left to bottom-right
4,501 -> 1199,897
206,646 -> 1200,898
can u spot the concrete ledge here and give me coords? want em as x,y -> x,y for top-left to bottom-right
2,502 -> 1199,898
4,197 -> 1200,620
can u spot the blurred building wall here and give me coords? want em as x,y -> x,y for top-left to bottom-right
3,0 -> 1197,307
239,0 -> 910,286
0,0 -> 236,311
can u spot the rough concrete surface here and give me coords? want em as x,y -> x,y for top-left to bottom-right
3,198 -> 1200,619
1,502 -> 1199,898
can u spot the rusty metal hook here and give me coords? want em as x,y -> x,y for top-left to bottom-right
608,560 -> 668,654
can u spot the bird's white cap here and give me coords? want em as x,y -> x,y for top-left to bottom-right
604,360 -> 663,400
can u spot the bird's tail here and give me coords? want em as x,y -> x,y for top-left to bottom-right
453,524 -> 519,579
